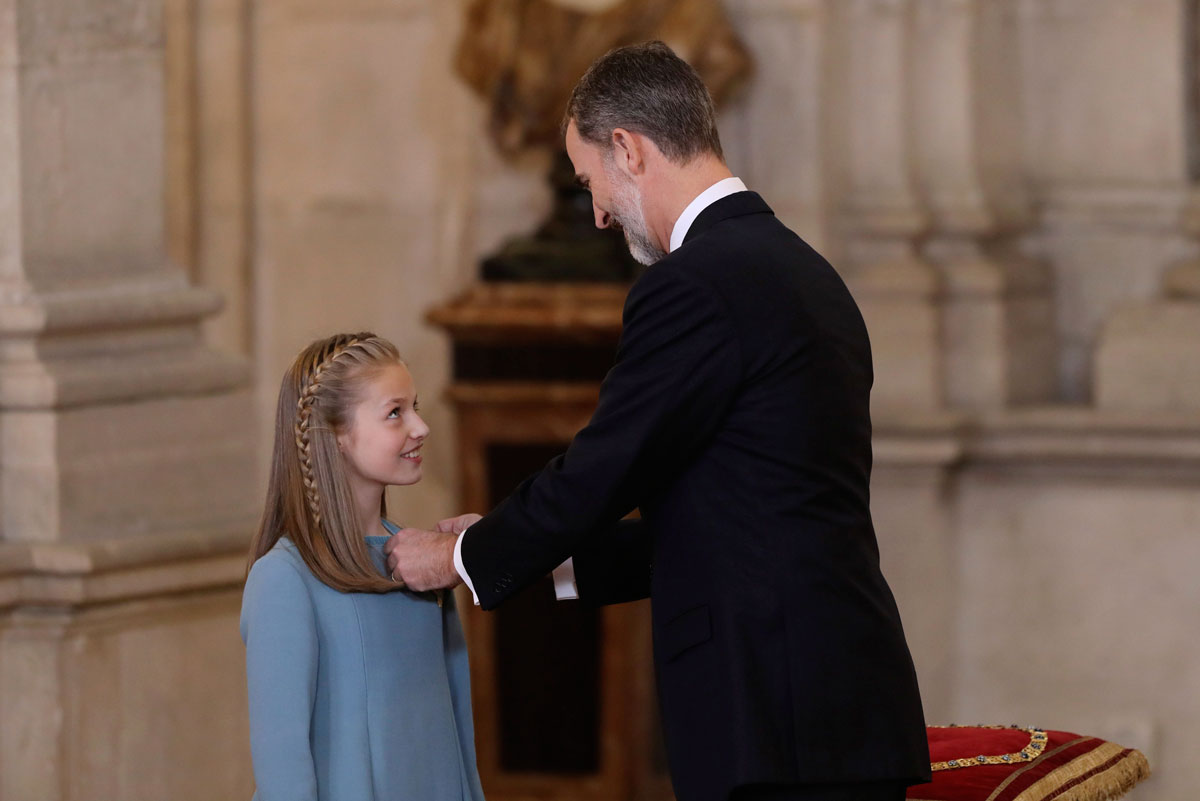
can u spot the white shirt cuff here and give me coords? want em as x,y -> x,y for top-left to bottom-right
453,528 -> 480,606
552,558 -> 579,601
455,526 -> 578,604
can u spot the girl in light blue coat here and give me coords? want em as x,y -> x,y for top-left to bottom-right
241,332 -> 486,801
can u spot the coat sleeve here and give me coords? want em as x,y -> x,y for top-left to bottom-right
240,554 -> 319,801
462,266 -> 742,609
572,518 -> 653,606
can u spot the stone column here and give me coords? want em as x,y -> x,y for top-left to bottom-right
834,0 -> 942,412
724,0 -> 829,249
911,0 -> 1055,408
0,0 -> 256,796
1019,0 -> 1195,401
0,0 -> 256,542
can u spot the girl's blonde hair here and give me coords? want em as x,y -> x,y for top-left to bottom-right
248,332 -> 406,593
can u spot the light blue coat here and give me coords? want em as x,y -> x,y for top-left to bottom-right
240,521 -> 486,801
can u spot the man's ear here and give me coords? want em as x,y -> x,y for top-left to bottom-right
610,127 -> 646,177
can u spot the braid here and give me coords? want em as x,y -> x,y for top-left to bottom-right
294,335 -> 368,530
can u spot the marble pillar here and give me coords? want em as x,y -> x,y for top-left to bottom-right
0,0 -> 256,796
833,0 -> 943,413
724,0 -> 828,250
912,0 -> 1055,409
0,0 -> 256,543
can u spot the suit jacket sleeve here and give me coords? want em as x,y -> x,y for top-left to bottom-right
571,518 -> 653,606
461,266 -> 742,609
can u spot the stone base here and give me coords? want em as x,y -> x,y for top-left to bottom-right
0,527 -> 254,800
1095,300 -> 1200,411
1,389 -> 258,543
930,238 -> 1057,408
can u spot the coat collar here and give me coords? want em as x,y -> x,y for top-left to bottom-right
681,191 -> 774,247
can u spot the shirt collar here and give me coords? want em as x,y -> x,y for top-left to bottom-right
668,177 -> 748,252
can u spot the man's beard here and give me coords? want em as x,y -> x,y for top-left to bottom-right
605,167 -> 666,266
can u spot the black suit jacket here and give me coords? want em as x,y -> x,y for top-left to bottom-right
462,192 -> 930,801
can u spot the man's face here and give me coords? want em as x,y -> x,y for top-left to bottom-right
565,120 -> 665,266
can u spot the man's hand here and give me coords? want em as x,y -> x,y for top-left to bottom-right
435,513 -> 482,535
384,527 -> 461,592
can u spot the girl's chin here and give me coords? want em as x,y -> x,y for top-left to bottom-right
390,469 -> 422,486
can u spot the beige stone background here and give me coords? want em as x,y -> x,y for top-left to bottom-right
1,0 -> 1199,799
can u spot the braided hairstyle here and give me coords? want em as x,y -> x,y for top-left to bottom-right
249,332 -> 409,593
294,335 -> 362,531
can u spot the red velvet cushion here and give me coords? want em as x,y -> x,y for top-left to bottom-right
907,726 -> 1150,801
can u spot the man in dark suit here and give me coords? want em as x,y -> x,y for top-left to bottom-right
387,41 -> 930,801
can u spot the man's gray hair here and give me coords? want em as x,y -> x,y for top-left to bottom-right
564,41 -> 724,164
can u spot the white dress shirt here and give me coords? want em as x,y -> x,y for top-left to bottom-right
454,177 -> 748,605
668,176 -> 747,252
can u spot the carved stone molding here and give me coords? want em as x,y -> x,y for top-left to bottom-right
1041,184 -> 1194,233
873,407 -> 1200,472
0,525 -> 248,611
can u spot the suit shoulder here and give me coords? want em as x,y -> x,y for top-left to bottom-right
624,259 -> 731,324
681,216 -> 846,291
629,235 -> 745,297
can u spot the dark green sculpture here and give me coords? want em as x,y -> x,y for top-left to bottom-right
481,152 -> 642,282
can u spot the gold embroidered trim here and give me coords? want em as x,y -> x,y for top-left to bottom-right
929,724 -> 1049,772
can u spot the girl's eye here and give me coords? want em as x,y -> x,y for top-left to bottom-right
387,407 -> 401,419
413,401 -> 420,412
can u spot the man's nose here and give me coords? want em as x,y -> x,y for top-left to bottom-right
593,203 -> 611,229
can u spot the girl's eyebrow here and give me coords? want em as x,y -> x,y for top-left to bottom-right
382,396 -> 410,406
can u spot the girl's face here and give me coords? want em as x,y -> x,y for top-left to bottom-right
338,363 -> 429,490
